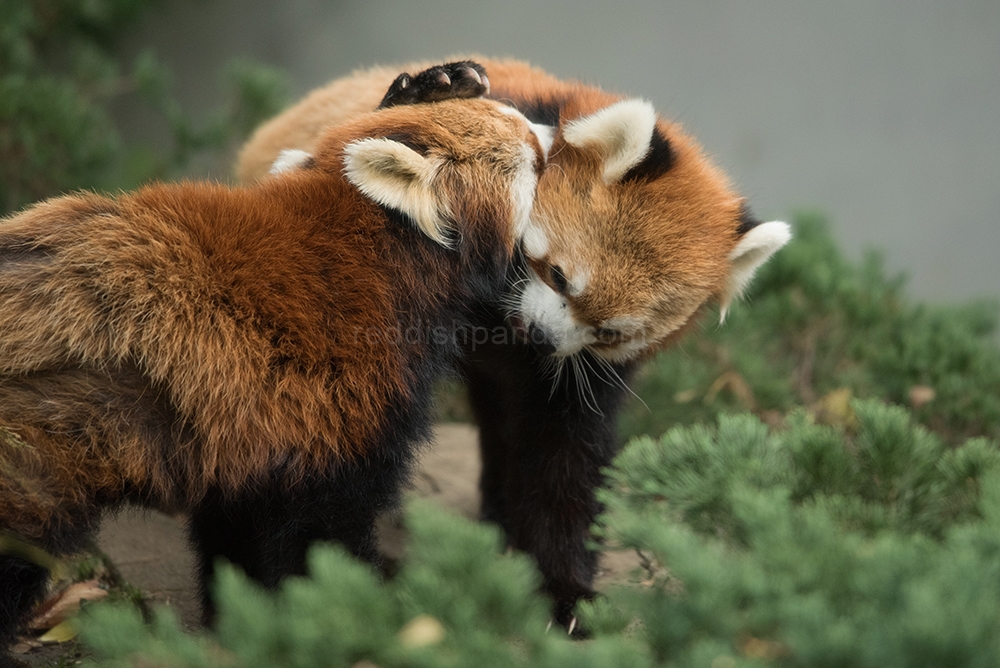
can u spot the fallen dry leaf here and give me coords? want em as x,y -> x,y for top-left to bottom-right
39,619 -> 77,644
709,656 -> 737,668
29,578 -> 107,632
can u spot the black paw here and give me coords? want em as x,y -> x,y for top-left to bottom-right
553,598 -> 591,639
377,61 -> 490,109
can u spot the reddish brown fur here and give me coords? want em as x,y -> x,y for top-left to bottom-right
237,57 -> 745,359
233,57 -> 783,631
0,99 -> 536,540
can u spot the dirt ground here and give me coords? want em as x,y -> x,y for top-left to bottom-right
17,423 -> 640,664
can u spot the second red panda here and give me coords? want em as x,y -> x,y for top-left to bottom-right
235,58 -> 792,630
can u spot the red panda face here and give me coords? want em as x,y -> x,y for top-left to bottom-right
513,99 -> 791,363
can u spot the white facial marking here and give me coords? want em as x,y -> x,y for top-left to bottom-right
589,315 -> 647,363
720,220 -> 792,322
497,105 -> 529,122
497,104 -> 555,160
601,315 -> 643,336
518,275 -> 657,362
510,143 -> 539,238
522,223 -> 550,260
528,122 -> 555,160
562,99 -> 658,184
269,149 -> 313,175
490,105 -> 543,239
519,272 -> 589,357
567,265 -> 591,297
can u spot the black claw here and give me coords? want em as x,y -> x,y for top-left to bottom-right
377,61 -> 490,109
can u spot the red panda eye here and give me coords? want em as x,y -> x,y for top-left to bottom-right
550,265 -> 568,294
596,328 -> 622,343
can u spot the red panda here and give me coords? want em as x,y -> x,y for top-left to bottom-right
236,58 -> 791,631
0,67 -> 548,656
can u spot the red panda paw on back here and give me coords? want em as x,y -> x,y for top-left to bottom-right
378,61 -> 490,109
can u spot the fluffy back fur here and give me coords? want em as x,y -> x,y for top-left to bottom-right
0,97 -> 541,541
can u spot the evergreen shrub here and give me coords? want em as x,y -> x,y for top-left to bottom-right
623,214 -> 1000,446
598,401 -> 1000,666
0,0 -> 287,215
79,402 -> 1000,666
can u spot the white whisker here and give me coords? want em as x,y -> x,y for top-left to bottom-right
546,355 -> 567,399
591,352 -> 648,411
578,353 -> 604,416
567,353 -> 602,415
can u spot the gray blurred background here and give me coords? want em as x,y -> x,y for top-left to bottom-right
117,0 -> 999,304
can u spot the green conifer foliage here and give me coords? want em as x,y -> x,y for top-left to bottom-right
598,401 -> 1000,666
79,502 -> 654,668
0,0 -> 287,215
624,214 -> 1000,444
78,400 -> 1000,666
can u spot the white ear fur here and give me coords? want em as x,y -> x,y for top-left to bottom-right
719,221 -> 792,322
562,99 -> 658,184
522,222 -> 550,259
342,138 -> 451,246
269,149 -> 313,175
529,122 -> 555,160
497,105 -> 555,160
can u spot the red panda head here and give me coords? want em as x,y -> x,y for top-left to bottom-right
513,99 -> 790,363
280,99 -> 547,265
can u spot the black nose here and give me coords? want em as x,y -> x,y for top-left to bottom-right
527,323 -> 557,356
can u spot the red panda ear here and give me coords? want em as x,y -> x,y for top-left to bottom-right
269,149 -> 314,175
719,221 -> 792,322
562,99 -> 658,184
342,138 -> 453,246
